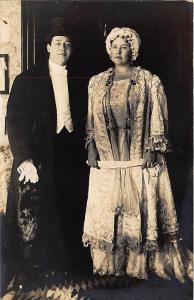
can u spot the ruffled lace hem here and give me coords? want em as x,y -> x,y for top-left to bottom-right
82,232 -> 181,254
83,233 -> 142,253
89,238 -> 193,282
82,233 -> 114,253
146,135 -> 172,153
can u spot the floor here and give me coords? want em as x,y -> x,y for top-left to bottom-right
1,266 -> 193,300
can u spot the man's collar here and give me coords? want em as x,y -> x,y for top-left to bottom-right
49,59 -> 67,75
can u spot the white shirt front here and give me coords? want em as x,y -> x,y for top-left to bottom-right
49,59 -> 73,133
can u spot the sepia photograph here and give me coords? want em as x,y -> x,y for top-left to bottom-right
0,1 -> 193,299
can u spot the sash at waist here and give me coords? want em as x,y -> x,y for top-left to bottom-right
87,159 -> 144,169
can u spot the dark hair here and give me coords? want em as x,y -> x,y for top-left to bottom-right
45,30 -> 73,45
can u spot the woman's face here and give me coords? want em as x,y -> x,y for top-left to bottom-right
110,36 -> 132,66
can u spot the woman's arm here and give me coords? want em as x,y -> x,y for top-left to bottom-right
143,75 -> 171,169
85,76 -> 99,168
88,140 -> 99,169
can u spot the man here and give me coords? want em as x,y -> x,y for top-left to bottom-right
5,19 -> 87,288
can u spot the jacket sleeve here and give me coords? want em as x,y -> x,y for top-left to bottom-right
146,75 -> 171,153
7,74 -> 34,167
85,76 -> 95,148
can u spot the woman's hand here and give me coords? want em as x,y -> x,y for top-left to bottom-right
88,140 -> 99,169
142,151 -> 163,169
142,151 -> 156,169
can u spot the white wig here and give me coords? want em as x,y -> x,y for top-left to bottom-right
105,27 -> 141,61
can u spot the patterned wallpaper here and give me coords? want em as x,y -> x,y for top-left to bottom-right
0,0 -> 21,213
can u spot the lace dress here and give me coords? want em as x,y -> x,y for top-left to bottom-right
83,67 -> 192,281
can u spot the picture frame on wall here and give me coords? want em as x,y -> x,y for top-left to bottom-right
0,54 -> 9,94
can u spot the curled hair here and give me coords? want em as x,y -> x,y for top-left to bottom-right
105,27 -> 141,61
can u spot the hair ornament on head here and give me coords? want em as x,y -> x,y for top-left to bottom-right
105,27 -> 141,61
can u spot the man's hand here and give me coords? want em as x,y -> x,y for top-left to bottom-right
18,161 -> 39,184
88,140 -> 99,169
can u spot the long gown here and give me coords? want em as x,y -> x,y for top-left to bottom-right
82,67 -> 192,281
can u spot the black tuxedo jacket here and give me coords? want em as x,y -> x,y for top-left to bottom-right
5,63 -> 88,267
7,64 -> 88,168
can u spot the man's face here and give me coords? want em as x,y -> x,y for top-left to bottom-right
47,35 -> 72,66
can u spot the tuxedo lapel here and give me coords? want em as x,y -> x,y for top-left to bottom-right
40,66 -> 56,112
67,73 -> 77,127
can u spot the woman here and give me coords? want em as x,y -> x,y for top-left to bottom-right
82,27 -> 192,281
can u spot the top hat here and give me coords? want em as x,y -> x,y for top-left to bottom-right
45,17 -> 76,44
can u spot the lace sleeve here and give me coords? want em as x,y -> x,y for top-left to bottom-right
146,135 -> 172,153
146,75 -> 172,153
85,76 -> 95,148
